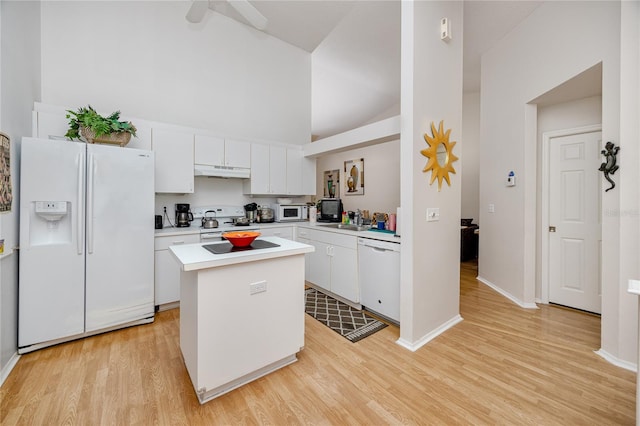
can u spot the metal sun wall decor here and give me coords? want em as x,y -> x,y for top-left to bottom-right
598,141 -> 620,192
421,121 -> 459,191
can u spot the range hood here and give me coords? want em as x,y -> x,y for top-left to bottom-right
194,164 -> 250,179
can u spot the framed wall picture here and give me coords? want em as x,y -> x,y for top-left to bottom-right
323,169 -> 340,198
0,133 -> 12,212
344,158 -> 364,196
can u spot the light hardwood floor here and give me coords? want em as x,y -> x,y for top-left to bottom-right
2,261 -> 635,425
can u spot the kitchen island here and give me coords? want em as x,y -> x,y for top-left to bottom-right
170,236 -> 314,404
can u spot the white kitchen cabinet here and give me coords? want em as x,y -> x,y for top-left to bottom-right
152,128 -> 194,193
296,236 -> 312,279
329,244 -> 359,302
194,135 -> 251,169
297,227 -> 359,303
286,148 -> 303,195
259,226 -> 294,240
308,240 -> 331,292
125,118 -> 152,151
33,110 -> 69,139
154,233 -> 200,309
244,143 -> 287,195
302,155 -> 317,196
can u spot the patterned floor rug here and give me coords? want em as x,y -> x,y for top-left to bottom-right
305,288 -> 387,343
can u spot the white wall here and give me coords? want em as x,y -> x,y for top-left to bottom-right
479,1 -> 640,366
617,0 -> 640,369
536,96 -> 602,300
0,0 -> 41,381
154,178 -> 308,223
40,1 -> 310,145
462,92 -> 480,225
399,1 -> 463,347
314,139 -> 400,215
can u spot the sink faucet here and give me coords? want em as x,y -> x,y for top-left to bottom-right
355,209 -> 362,226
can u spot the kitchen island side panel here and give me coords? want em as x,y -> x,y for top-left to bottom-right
185,254 -> 306,396
179,270 -> 199,390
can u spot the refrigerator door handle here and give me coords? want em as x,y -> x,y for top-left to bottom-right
77,152 -> 85,255
87,153 -> 94,254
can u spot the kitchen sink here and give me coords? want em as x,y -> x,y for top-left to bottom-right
320,223 -> 370,232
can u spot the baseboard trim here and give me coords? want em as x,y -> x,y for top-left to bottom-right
477,276 -> 538,309
396,314 -> 463,352
0,352 -> 20,387
595,349 -> 637,372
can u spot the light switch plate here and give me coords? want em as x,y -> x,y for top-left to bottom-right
488,204 -> 495,213
250,280 -> 267,295
426,208 -> 440,222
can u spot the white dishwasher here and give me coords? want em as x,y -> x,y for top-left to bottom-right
358,237 -> 401,324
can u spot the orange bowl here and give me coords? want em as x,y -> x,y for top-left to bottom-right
222,231 -> 261,247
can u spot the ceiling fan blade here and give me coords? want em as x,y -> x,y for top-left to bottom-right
227,0 -> 268,30
186,0 -> 209,23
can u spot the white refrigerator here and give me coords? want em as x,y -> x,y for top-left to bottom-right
19,137 -> 155,353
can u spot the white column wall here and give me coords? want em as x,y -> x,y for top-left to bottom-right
618,0 -> 640,367
399,1 -> 463,348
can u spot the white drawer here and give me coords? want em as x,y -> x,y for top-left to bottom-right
154,234 -> 200,251
299,227 -> 357,249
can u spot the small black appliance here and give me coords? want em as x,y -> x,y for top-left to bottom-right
175,203 -> 193,227
155,215 -> 163,229
318,198 -> 342,222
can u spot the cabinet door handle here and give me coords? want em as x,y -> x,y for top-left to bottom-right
172,240 -> 185,245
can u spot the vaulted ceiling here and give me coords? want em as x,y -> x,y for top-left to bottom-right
205,0 -> 542,138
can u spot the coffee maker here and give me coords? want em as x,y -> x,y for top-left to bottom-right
175,203 -> 193,227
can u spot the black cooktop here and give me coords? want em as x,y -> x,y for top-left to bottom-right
203,240 -> 280,255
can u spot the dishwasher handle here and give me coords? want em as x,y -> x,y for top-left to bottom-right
358,237 -> 400,252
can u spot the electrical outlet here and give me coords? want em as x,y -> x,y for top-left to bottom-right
250,280 -> 267,295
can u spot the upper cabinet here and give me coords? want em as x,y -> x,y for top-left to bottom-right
152,128 -> 194,193
194,135 -> 250,169
286,148 -> 303,195
244,143 -> 285,194
33,110 -> 69,139
244,143 -> 315,196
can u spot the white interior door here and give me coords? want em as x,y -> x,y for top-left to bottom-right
548,131 -> 602,313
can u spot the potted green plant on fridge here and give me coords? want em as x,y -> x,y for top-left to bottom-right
65,105 -> 137,147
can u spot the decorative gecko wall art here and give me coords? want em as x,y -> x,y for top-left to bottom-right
598,141 -> 620,192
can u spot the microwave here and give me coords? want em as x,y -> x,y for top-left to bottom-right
274,204 -> 308,222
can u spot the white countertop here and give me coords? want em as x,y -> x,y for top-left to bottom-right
156,221 -> 401,243
169,236 -> 314,271
298,222 -> 401,243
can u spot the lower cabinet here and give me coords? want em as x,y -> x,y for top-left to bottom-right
297,227 -> 359,304
259,226 -> 294,240
154,233 -> 200,309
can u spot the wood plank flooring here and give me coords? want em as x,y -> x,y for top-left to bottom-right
2,261 -> 635,425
